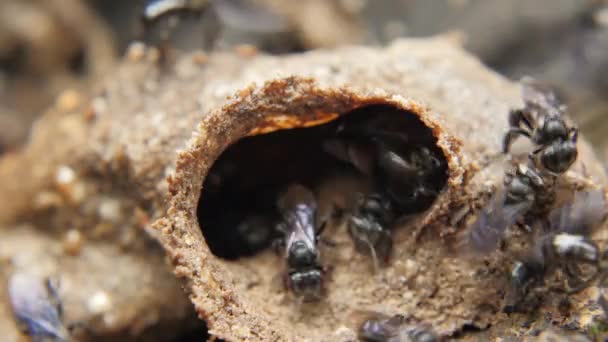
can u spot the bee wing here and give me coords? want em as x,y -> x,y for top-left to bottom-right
466,196 -> 530,254
278,185 -> 318,248
8,273 -> 67,339
520,77 -> 562,110
548,190 -> 607,235
350,310 -> 402,341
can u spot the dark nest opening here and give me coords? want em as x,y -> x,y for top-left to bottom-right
197,104 -> 449,260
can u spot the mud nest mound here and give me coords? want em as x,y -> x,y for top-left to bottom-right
0,37 -> 606,341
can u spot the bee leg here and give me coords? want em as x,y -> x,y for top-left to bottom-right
508,109 -> 534,130
503,128 -> 531,154
315,218 -> 327,238
315,217 -> 338,247
272,238 -> 285,256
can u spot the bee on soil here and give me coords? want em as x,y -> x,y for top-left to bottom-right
503,259 -> 545,313
464,161 -> 554,254
275,184 -> 326,302
357,313 -> 438,342
8,273 -> 71,342
348,192 -> 396,271
323,125 -> 446,214
503,77 -> 578,174
504,190 -> 607,313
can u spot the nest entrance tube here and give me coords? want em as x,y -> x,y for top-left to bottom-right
197,104 -> 449,260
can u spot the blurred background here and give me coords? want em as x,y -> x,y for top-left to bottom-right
0,0 -> 607,161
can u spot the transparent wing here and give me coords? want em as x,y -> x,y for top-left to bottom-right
521,77 -> 562,111
548,190 -> 607,235
466,195 -> 531,254
8,274 -> 67,339
355,312 -> 402,341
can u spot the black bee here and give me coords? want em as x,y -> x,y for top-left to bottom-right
465,162 -> 552,254
348,192 -> 396,270
503,260 -> 545,313
504,190 -> 607,312
374,143 -> 445,213
8,273 -> 71,342
358,313 -> 438,342
503,77 -> 578,174
276,184 -> 325,301
504,233 -> 600,313
323,126 -> 446,214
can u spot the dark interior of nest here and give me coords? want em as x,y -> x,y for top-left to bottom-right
197,104 -> 450,260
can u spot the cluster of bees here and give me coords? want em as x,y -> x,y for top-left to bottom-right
463,77 -> 608,313
260,114 -> 446,341
263,114 -> 447,298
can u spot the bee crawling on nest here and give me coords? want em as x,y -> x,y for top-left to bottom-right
503,77 -> 578,174
464,77 -> 579,256
274,183 -> 327,302
323,116 -> 447,269
347,192 -> 396,272
504,189 -> 607,312
460,76 -> 607,313
462,159 -> 557,255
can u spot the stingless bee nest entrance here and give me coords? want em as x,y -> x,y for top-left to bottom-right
197,104 -> 449,260
160,77 -> 465,341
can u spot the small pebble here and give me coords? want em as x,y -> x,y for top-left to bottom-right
33,191 -> 64,209
333,326 -> 357,342
55,166 -> 76,185
126,41 -> 147,62
55,90 -> 81,111
191,51 -> 209,65
98,198 -> 122,222
87,291 -> 112,315
62,229 -> 84,256
234,44 -> 258,58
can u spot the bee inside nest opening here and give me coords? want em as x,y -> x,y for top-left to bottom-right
197,104 -> 449,260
